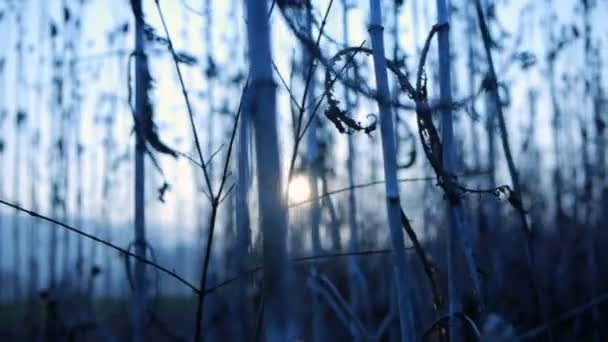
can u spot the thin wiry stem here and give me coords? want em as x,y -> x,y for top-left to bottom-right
520,292 -> 608,340
272,60 -> 303,112
277,4 -> 417,111
218,183 -> 235,205
369,0 -> 417,336
154,0 -> 213,197
299,0 -> 335,114
175,147 -> 224,201
195,204 -> 218,342
416,23 -> 444,94
156,3 -> 249,340
181,0 -> 204,16
400,209 -> 444,312
288,176 -> 436,207
204,248 -> 400,296
288,54 -> 299,135
297,41 -> 367,143
308,271 -> 397,340
217,80 -> 249,197
473,1 -> 553,341
285,0 -> 336,187
195,80 -> 248,341
286,40 -> 366,190
422,311 -> 481,341
277,4 -> 487,116
0,197 -> 402,305
0,198 -> 200,294
307,272 -> 369,338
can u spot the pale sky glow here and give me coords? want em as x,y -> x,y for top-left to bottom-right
288,174 -> 313,204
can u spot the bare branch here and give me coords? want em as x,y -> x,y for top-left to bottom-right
0,198 -> 200,295
154,0 -> 213,197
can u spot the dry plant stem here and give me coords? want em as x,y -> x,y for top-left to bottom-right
194,203 -> 218,342
299,0 -> 334,115
289,176 -> 435,207
155,1 -> 249,339
154,0 -> 212,195
307,273 -> 369,338
48,10 -> 62,291
472,1 -> 526,232
194,84 -> 247,341
132,2 -> 148,340
0,196 -> 402,303
254,293 -> 265,342
285,0 -> 335,187
217,83 -> 248,197
0,198 -> 200,294
272,60 -> 302,112
520,292 -> 608,340
341,1 -> 365,332
287,171 -> 487,208
435,2 -> 483,341
277,5 -> 484,115
422,311 -> 481,341
581,2 -> 600,339
304,0 -> 322,253
308,272 -> 396,340
368,0 -> 416,340
286,40 -> 367,188
296,41 -> 367,142
279,5 -> 476,110
203,248 -> 397,297
235,77 -> 252,342
0,15 -> 6,308
245,0 -> 291,338
400,209 -> 443,312
302,4 -> 324,340
288,56 -> 299,134
473,1 -> 553,341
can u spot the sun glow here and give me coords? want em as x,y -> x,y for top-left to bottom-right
288,175 -> 312,204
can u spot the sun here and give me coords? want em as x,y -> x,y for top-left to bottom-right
288,175 -> 312,204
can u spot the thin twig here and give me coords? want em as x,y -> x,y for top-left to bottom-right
181,145 -> 225,170
217,80 -> 249,197
473,1 -> 553,340
286,40 -> 367,187
297,40 -> 367,142
203,248 -> 398,296
218,183 -> 235,205
416,23 -> 445,94
288,173 -> 494,208
285,0 -> 336,187
180,0 -> 204,16
0,198 -> 200,294
307,272 -> 369,338
520,292 -> 608,340
422,311 -> 481,341
308,271 -> 398,340
0,196 -> 402,305
156,3 -> 249,340
272,59 -> 303,112
204,143 -> 225,168
277,5 -> 486,116
289,176 -> 433,207
254,293 -> 265,342
195,80 -> 248,341
400,208 -> 444,312
154,0 -> 213,197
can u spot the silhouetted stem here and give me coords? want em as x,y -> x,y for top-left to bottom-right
473,1 -> 553,340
